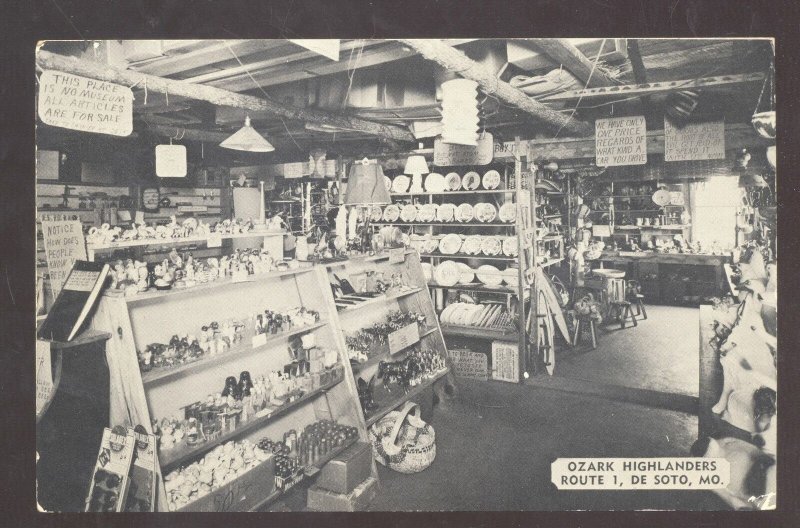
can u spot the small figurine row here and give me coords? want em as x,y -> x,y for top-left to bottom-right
346,310 -> 426,356
86,215 -> 286,246
137,320 -> 245,372
255,307 -> 319,336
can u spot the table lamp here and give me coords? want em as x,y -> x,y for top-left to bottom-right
404,145 -> 429,193
344,159 -> 391,253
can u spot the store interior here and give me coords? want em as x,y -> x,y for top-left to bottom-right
34,38 -> 776,512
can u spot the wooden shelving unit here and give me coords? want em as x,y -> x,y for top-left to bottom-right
89,265 -> 374,511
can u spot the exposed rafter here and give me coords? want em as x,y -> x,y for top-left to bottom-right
397,39 -> 593,137
532,39 -> 618,88
36,50 -> 416,143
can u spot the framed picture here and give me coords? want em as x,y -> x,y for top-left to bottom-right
141,187 -> 160,212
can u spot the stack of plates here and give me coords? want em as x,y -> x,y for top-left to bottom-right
476,265 -> 503,286
433,260 -> 460,286
440,302 -> 510,328
456,262 -> 475,284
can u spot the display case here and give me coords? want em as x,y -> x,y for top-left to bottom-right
89,265 -> 374,511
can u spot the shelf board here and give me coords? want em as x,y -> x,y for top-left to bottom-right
371,221 -> 515,228
159,374 -> 343,471
419,253 -> 516,262
351,327 -> 438,373
336,287 -> 423,314
364,368 -> 450,427
390,190 -> 514,196
88,231 -> 285,251
124,267 -> 315,306
427,282 -> 518,294
142,320 -> 328,387
440,325 -> 518,341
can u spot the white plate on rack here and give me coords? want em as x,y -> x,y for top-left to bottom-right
370,205 -> 383,222
502,267 -> 519,288
392,175 -> 410,193
384,175 -> 393,192
382,204 -> 400,222
418,203 -> 437,222
462,171 -> 481,190
445,172 -> 462,191
439,302 -> 458,323
423,237 -> 441,254
454,203 -> 474,222
463,235 -> 483,255
400,204 -> 418,222
436,203 -> 456,222
481,236 -> 502,256
474,203 -> 497,223
482,170 -> 501,190
498,202 -> 516,223
502,237 -> 518,257
434,260 -> 461,287
438,233 -> 463,254
477,264 -> 503,286
456,262 -> 475,284
425,173 -> 446,193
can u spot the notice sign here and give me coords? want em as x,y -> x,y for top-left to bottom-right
491,341 -> 519,382
38,70 -> 133,137
664,119 -> 725,161
449,349 -> 488,381
388,323 -> 420,354
551,458 -> 730,490
595,116 -> 647,166
434,133 -> 494,166
42,220 -> 88,298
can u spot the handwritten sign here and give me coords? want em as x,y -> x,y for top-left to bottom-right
434,133 -> 494,166
664,119 -> 725,161
36,340 -> 54,417
38,70 -> 133,136
42,220 -> 88,298
155,144 -> 187,177
449,349 -> 488,381
491,341 -> 519,382
388,323 -> 420,354
595,116 -> 647,166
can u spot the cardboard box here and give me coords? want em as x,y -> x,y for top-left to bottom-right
314,441 -> 372,495
307,476 -> 378,512
85,428 -> 136,512
177,455 -> 276,512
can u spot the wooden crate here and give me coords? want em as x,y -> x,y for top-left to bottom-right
177,456 -> 276,512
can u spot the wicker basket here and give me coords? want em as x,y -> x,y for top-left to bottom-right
369,402 -> 436,474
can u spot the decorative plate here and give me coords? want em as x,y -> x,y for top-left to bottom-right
474,202 -> 497,223
445,172 -> 462,191
481,236 -> 502,256
456,262 -> 475,284
423,236 -> 441,254
434,260 -> 461,287
370,205 -> 383,222
436,203 -> 456,222
462,171 -> 481,190
439,302 -> 458,323
454,203 -> 474,222
502,267 -> 519,288
477,265 -> 503,286
384,175 -> 393,192
482,169 -> 501,190
425,172 -> 446,193
438,233 -> 463,254
463,235 -> 483,255
502,237 -> 518,257
652,189 -> 671,207
498,202 -> 516,223
392,175 -> 410,193
401,204 -> 418,222
382,204 -> 400,222
417,203 -> 437,222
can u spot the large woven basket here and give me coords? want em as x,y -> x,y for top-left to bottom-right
369,401 -> 436,474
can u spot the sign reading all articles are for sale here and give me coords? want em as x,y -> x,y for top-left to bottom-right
38,70 -> 133,136
552,458 -> 730,490
595,116 -> 647,166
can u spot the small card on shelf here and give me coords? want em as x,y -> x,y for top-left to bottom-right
388,323 -> 420,355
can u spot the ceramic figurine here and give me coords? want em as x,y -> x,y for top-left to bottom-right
238,371 -> 253,398
221,376 -> 240,399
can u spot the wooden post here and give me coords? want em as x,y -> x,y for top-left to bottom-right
36,51 -> 415,143
532,39 -> 617,88
397,40 -> 593,137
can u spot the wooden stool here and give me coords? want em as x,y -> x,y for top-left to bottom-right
626,280 -> 648,320
573,315 -> 599,349
609,300 -> 638,329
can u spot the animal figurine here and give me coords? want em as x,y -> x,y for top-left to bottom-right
377,356 -> 421,394
356,376 -> 377,413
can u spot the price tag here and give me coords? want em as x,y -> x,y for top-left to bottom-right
207,232 -> 222,248
389,247 -> 405,264
388,323 -> 420,354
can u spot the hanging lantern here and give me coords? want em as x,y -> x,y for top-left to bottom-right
440,78 -> 480,146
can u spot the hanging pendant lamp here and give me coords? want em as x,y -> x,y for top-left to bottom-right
220,116 -> 275,152
440,78 -> 480,146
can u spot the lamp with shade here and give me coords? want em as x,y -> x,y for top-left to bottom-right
220,116 -> 275,152
404,143 -> 429,193
344,159 -> 392,253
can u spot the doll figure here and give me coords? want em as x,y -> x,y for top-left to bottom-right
238,371 -> 253,398
221,376 -> 240,399
199,326 -> 212,354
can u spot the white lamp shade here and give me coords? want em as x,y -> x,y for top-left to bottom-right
440,78 -> 479,147
220,116 -> 275,152
404,154 -> 430,175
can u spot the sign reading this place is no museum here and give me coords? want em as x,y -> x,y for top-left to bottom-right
38,70 -> 133,136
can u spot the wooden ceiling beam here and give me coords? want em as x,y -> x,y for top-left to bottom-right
132,40 -> 286,77
398,39 -> 593,137
36,51 -> 416,143
532,39 -> 618,88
